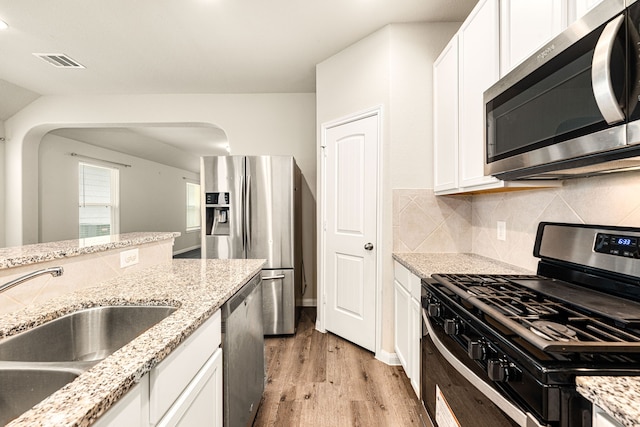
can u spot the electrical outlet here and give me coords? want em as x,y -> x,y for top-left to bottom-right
497,221 -> 507,241
120,248 -> 139,268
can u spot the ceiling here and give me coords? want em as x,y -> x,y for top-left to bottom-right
0,0 -> 478,171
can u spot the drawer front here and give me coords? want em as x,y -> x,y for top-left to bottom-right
150,310 -> 221,424
394,261 -> 410,290
410,272 -> 422,300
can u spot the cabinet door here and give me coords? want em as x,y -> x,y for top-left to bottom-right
458,0 -> 500,189
593,404 -> 623,427
157,348 -> 223,427
394,280 -> 411,371
93,380 -> 148,427
570,0 -> 605,22
409,297 -> 421,397
500,0 -> 566,75
433,35 -> 459,193
150,310 -> 220,424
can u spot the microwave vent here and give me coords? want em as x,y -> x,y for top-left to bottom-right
33,53 -> 85,68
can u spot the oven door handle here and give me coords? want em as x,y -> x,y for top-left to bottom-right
591,13 -> 625,125
423,312 -> 545,427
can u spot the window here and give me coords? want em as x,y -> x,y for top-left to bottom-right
79,163 -> 119,238
186,181 -> 201,232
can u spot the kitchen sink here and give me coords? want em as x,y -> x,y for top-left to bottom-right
0,366 -> 81,425
0,305 -> 177,424
0,305 -> 177,362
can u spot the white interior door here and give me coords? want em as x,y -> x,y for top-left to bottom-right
322,113 -> 378,352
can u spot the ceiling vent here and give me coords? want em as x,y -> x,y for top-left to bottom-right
33,53 -> 85,68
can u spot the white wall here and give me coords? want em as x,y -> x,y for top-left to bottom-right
0,122 -> 4,248
39,133 -> 200,253
390,23 -> 461,189
3,92 -> 317,302
316,22 -> 459,355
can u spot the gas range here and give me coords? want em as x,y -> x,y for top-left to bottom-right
421,223 -> 640,427
430,273 -> 640,354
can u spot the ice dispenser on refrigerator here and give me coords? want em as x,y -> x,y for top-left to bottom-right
205,192 -> 230,236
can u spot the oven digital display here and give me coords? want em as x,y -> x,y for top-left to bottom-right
594,233 -> 639,258
616,237 -> 635,246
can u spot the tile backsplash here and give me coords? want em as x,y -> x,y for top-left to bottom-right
393,170 -> 640,271
393,189 -> 472,253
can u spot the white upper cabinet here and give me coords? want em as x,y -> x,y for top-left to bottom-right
458,0 -> 500,189
432,0 -> 565,195
500,0 -> 567,76
433,35 -> 459,193
570,0 -> 606,21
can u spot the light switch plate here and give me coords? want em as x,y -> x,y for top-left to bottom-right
497,221 -> 506,241
120,248 -> 139,268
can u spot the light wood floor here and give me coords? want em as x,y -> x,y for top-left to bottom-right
253,308 -> 430,427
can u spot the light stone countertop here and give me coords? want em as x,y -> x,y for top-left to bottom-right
576,377 -> 640,427
0,258 -> 265,427
393,252 -> 640,427
0,232 -> 181,269
392,252 -> 532,278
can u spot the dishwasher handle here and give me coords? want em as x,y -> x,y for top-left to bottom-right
224,274 -> 261,315
261,274 -> 285,280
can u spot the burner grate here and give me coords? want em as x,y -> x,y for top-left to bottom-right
433,273 -> 640,352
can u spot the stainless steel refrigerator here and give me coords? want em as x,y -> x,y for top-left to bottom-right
202,155 -> 302,335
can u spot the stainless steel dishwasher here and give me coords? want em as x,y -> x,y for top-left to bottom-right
221,273 -> 265,427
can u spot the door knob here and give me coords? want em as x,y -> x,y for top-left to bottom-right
364,243 -> 374,251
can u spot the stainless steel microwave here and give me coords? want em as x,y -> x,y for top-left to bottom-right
484,0 -> 640,180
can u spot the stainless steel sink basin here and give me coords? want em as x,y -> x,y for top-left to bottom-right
0,305 -> 177,362
0,366 -> 80,425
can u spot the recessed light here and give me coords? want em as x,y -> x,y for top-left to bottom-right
0,19 -> 8,30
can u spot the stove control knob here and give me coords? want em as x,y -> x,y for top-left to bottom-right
468,340 -> 486,360
487,359 -> 517,382
443,319 -> 459,335
427,303 -> 441,317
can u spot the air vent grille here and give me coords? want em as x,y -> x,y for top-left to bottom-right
33,53 -> 85,68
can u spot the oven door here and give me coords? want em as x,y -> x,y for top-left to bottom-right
420,310 -> 543,427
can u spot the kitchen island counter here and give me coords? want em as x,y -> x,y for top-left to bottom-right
0,258 -> 265,426
394,252 -> 640,427
0,232 -> 181,270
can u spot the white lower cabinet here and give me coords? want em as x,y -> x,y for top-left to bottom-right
93,380 -> 148,427
95,310 -> 222,427
593,404 -> 623,427
394,261 -> 421,397
394,279 -> 411,370
409,297 -> 421,395
157,348 -> 223,427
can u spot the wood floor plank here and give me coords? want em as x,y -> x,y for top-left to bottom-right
254,308 -> 430,427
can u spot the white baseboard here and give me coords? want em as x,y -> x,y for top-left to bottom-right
375,349 -> 401,366
301,298 -> 317,307
173,245 -> 201,256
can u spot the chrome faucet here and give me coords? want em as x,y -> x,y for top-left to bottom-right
0,267 -> 64,294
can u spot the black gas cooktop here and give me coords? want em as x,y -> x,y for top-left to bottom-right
430,273 -> 640,353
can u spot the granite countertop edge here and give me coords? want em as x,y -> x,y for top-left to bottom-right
1,258 -> 265,427
393,252 -> 639,427
576,377 -> 640,427
392,252 -> 532,278
0,232 -> 181,270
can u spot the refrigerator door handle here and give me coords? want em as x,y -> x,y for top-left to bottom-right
245,173 -> 252,253
240,173 -> 246,254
